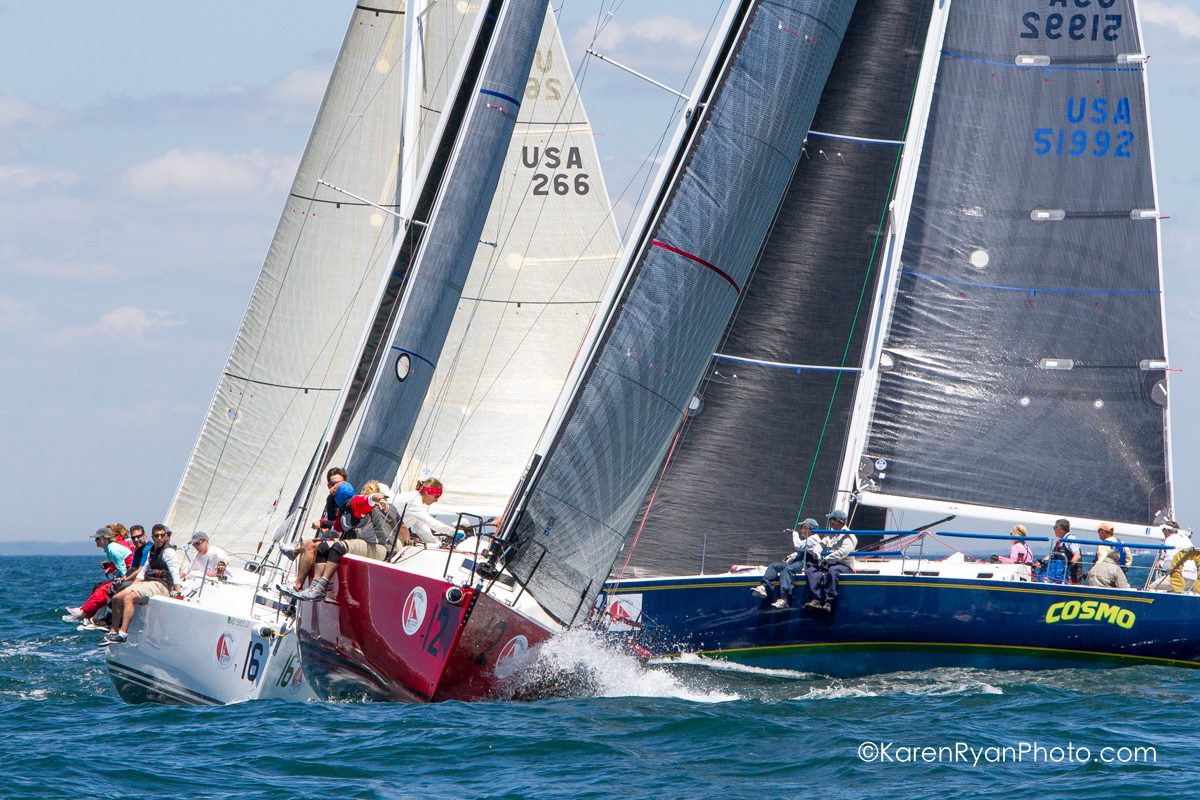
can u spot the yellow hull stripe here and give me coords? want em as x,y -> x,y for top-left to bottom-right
665,641 -> 1200,670
610,577 -> 1157,605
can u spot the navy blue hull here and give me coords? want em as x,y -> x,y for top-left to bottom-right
598,573 -> 1200,675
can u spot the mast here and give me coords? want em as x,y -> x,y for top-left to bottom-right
391,7 -> 623,510
333,0 -> 548,487
832,0 -> 953,515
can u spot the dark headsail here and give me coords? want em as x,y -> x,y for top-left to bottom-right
620,0 -> 934,577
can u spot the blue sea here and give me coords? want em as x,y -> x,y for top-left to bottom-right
4,555 -> 1193,799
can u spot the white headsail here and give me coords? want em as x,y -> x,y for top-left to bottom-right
166,3 -> 414,554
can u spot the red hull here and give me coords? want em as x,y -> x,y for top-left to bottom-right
298,555 -> 552,702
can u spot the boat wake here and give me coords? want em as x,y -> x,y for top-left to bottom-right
795,668 -> 1005,700
667,652 -> 817,680
506,630 -> 739,703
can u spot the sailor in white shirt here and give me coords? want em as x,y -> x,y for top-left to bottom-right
182,531 -> 231,580
393,479 -> 456,545
1154,521 -> 1197,592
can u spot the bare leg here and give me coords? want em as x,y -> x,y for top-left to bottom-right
294,540 -> 319,589
117,592 -> 139,635
110,589 -> 128,632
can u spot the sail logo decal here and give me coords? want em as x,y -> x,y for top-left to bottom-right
402,587 -> 428,636
494,635 -> 531,679
1044,600 -> 1135,629
605,594 -> 643,632
215,633 -> 235,669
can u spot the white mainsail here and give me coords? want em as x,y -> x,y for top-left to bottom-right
166,2 -> 415,554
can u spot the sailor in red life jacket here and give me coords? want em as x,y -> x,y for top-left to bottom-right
284,481 -> 394,601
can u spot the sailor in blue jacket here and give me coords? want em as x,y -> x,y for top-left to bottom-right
751,518 -> 822,608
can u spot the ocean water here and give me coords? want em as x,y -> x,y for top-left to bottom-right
4,555 -> 1194,799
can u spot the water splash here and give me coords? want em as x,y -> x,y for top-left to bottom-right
508,629 -> 739,703
669,652 -> 817,680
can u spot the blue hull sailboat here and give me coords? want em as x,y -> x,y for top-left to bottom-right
597,0 -> 1195,675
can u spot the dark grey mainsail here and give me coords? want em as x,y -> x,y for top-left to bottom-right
855,0 -> 1172,526
342,0 -> 546,483
617,0 -> 934,577
498,0 -> 857,625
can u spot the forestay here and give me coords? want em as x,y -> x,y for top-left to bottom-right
621,0 -> 934,577
392,8 -> 623,510
166,3 -> 412,554
502,0 -> 857,625
852,0 -> 1172,526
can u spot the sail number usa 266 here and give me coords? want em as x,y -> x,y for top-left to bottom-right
523,146 -> 589,196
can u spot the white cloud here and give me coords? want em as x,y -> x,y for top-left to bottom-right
264,67 -> 332,108
1143,0 -> 1200,40
121,147 -> 297,198
0,163 -> 76,190
571,13 -> 710,73
0,96 -> 61,130
590,14 -> 708,51
0,296 -> 38,329
56,305 -> 182,343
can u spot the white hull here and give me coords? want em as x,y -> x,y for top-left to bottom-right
105,572 -> 316,705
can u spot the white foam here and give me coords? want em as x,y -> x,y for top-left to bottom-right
525,630 -> 739,703
796,670 -> 1004,701
669,652 -> 816,680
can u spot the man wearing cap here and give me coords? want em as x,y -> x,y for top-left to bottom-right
1087,548 -> 1130,589
182,532 -> 231,581
804,510 -> 857,612
1152,521 -> 1197,592
1093,523 -> 1131,576
751,518 -> 821,609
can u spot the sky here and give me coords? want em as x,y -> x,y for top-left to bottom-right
1,0 -> 1198,544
